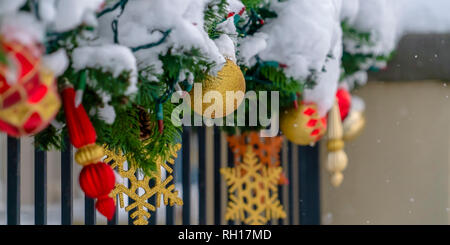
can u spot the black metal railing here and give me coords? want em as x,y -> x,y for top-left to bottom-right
3,127 -> 320,225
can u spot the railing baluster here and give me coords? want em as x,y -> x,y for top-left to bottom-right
61,136 -> 73,225
128,178 -> 135,225
84,196 -> 96,225
108,162 -> 118,225
148,178 -> 157,225
198,127 -> 206,225
298,144 -> 320,225
278,141 -> 285,225
227,143 -> 234,225
213,127 -> 221,225
34,146 -> 47,225
7,137 -> 20,225
182,127 -> 191,225
287,142 -> 294,225
107,197 -> 119,225
166,154 -> 179,225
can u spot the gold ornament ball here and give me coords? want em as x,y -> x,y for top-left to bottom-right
190,60 -> 246,119
280,103 -> 326,146
343,110 -> 366,141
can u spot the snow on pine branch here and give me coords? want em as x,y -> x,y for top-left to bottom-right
96,0 -> 237,77
72,44 -> 138,96
238,0 -> 342,116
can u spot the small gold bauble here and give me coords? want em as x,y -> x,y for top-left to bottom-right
190,60 -> 246,119
280,103 -> 326,146
343,110 -> 366,141
331,172 -> 344,187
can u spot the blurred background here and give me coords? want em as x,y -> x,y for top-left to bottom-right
321,34 -> 450,225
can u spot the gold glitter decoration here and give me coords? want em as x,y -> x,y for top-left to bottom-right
280,103 -> 326,146
221,146 -> 286,225
190,59 -> 246,118
343,110 -> 366,141
105,144 -> 183,225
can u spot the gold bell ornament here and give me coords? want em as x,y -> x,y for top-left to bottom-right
326,101 -> 348,187
343,95 -> 366,141
280,102 -> 327,146
190,59 -> 246,119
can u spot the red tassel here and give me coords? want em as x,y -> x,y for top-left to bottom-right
79,162 -> 116,220
96,196 -> 116,221
62,87 -> 97,148
63,86 -> 116,220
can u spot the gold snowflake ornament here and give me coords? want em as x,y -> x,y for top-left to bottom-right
104,144 -> 183,225
221,146 -> 287,225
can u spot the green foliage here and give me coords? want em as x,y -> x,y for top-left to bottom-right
221,61 -> 307,134
241,0 -> 266,9
159,49 -> 212,89
236,1 -> 277,36
341,21 -> 372,46
34,125 -> 65,151
204,0 -> 229,39
341,21 -> 394,79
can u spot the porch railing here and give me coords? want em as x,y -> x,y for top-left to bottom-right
2,126 -> 320,225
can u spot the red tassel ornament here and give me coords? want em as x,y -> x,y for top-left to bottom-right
79,162 -> 116,220
62,86 -> 116,220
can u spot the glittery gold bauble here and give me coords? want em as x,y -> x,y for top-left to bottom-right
343,110 -> 366,141
280,103 -> 326,146
190,60 -> 245,118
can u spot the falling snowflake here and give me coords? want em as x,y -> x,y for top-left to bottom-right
221,146 -> 286,225
104,144 -> 183,225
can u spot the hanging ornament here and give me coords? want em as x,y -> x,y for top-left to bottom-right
0,40 -> 60,137
336,88 -> 351,121
190,59 -> 246,119
62,86 -> 116,220
105,143 -> 183,225
226,131 -> 287,185
343,96 -> 366,141
326,101 -> 348,187
280,103 -> 327,146
221,146 -> 286,225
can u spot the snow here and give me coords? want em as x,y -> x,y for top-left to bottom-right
51,0 -> 104,32
0,0 -> 26,15
98,93 -> 116,125
340,0 -> 359,24
0,12 -> 44,45
96,0 -> 227,78
256,0 -> 339,81
238,33 -> 268,66
42,49 -> 69,76
1,0 -> 450,120
71,44 -> 138,96
38,0 -> 57,23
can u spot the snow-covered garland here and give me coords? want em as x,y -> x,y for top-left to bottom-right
2,0 -> 450,213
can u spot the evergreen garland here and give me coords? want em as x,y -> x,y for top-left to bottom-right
204,0 -> 229,40
221,0 -> 316,134
32,0 -> 216,173
341,21 -> 394,80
